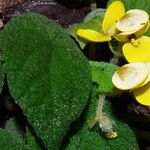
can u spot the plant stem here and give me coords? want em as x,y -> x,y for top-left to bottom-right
108,41 -> 123,58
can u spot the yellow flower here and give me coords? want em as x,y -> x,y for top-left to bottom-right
77,1 -> 126,42
123,36 -> 150,62
115,8 -> 150,62
112,62 -> 150,106
77,1 -> 150,63
115,9 -> 149,42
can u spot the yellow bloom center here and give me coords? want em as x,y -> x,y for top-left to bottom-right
130,38 -> 140,48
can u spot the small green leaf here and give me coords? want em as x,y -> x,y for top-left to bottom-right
84,8 -> 105,22
67,9 -> 104,49
0,129 -> 27,150
26,128 -> 41,150
89,61 -> 117,94
0,13 -> 91,149
5,117 -> 25,141
65,86 -> 139,150
68,23 -> 88,49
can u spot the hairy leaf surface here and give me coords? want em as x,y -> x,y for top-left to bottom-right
0,13 -> 91,149
0,63 -> 4,92
0,129 -> 27,150
89,61 -> 117,94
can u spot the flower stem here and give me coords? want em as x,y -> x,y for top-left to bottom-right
108,41 -> 123,58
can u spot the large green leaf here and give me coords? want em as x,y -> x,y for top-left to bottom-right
0,13 -> 91,149
0,63 -> 4,93
65,86 -> 139,150
89,61 -> 117,94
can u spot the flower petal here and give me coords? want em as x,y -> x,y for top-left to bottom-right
134,82 -> 150,106
112,62 -> 149,90
135,21 -> 150,37
77,29 -> 111,42
114,31 -> 132,42
136,62 -> 150,88
102,1 -> 125,35
116,9 -> 149,33
123,36 -> 150,62
115,22 -> 150,42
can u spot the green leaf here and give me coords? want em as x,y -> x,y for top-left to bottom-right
84,8 -> 105,22
67,9 -> 104,49
68,23 -> 88,49
89,61 -> 117,94
108,0 -> 150,36
0,13 -> 91,149
65,86 -> 139,150
0,129 -> 27,150
26,128 -> 41,150
0,63 -> 4,93
3,103 -> 39,149
5,117 -> 25,141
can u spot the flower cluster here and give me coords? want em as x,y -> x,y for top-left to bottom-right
77,0 -> 150,106
77,0 -> 150,62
